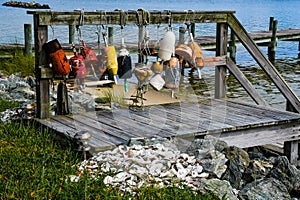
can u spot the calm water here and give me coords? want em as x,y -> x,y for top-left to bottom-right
0,0 -> 299,109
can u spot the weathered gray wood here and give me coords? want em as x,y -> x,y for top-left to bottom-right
229,30 -> 236,62
211,120 -> 300,149
108,26 -> 114,45
68,25 -> 75,44
179,26 -> 185,45
225,57 -> 269,107
34,14 -> 50,119
27,10 -> 234,26
269,17 -> 274,31
215,23 -> 228,99
227,13 -> 300,113
284,140 -> 299,163
268,20 -> 277,62
24,24 -> 32,56
37,99 -> 300,161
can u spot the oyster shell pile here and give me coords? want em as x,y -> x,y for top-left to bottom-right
70,142 -> 210,192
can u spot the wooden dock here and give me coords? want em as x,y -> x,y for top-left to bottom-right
27,10 -> 300,162
37,98 -> 300,153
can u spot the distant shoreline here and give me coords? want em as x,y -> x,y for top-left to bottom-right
2,1 -> 50,9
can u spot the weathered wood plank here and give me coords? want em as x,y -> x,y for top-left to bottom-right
95,109 -> 175,138
52,115 -> 123,145
210,120 -> 300,148
27,10 -> 234,26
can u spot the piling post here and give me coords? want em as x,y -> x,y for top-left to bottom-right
284,140 -> 299,163
108,26 -> 114,45
215,23 -> 228,99
298,39 -> 300,57
269,16 -> 274,31
33,14 -> 50,119
268,19 -> 278,63
69,25 -> 75,44
229,29 -> 236,63
179,27 -> 185,45
24,24 -> 32,56
191,23 -> 195,38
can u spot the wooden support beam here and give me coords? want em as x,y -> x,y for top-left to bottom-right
27,10 -> 234,26
227,13 -> 300,113
284,140 -> 299,163
34,14 -> 50,119
215,23 -> 228,99
229,29 -> 236,63
225,57 -> 269,107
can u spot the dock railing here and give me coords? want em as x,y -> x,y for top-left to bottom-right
27,10 -> 300,119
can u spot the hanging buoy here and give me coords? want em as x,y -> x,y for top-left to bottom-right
45,39 -> 70,76
165,56 -> 180,89
175,44 -> 193,64
69,51 -> 87,79
189,33 -> 204,68
103,32 -> 118,84
151,61 -> 163,74
158,30 -> 176,61
117,40 -> 132,79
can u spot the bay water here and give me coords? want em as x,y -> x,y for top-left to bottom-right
0,0 -> 299,109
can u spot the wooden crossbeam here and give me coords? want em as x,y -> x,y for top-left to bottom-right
27,10 -> 234,26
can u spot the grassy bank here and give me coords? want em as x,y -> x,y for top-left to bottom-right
0,100 -> 218,199
0,50 -> 219,199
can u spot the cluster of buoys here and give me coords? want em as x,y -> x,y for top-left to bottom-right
2,1 -> 50,9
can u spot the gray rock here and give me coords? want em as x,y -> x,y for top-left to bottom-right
222,146 -> 250,189
202,178 -> 239,200
238,178 -> 291,200
201,149 -> 228,178
185,135 -> 228,159
267,156 -> 300,196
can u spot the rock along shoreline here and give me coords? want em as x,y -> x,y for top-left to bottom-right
2,1 -> 50,9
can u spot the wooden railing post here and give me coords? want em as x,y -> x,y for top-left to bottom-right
34,14 -> 50,119
215,23 -> 228,99
24,24 -> 32,56
229,29 -> 236,63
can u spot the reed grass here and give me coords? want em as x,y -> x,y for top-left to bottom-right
1,48 -> 35,77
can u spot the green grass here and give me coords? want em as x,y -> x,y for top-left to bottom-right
0,49 -> 35,77
0,52 -> 219,199
0,119 -> 218,199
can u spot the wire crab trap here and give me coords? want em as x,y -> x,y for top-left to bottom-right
129,63 -> 153,111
